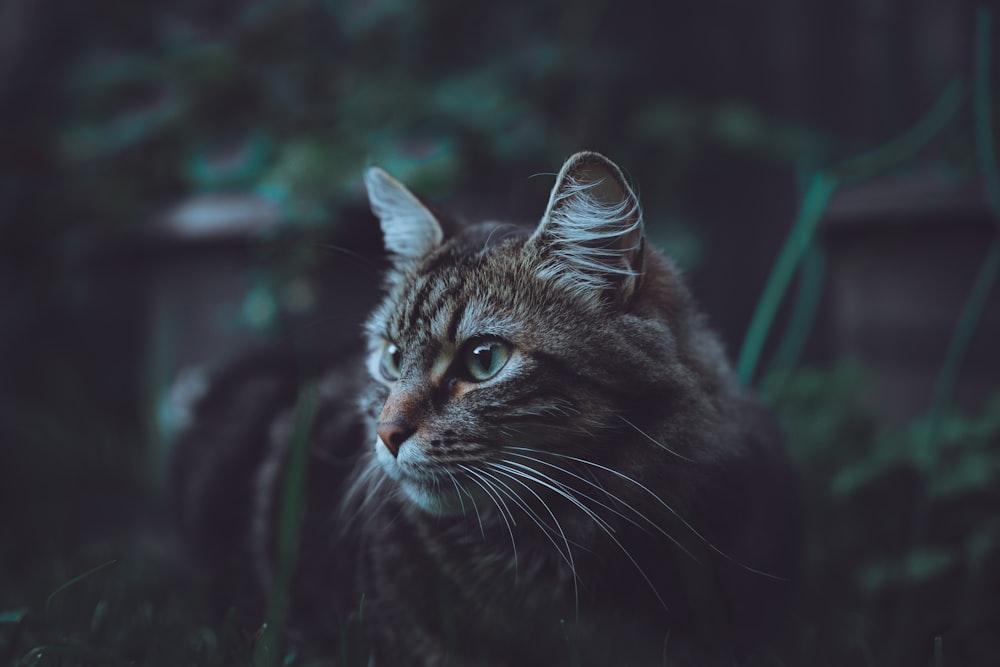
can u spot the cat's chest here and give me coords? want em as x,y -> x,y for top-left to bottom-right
359,508 -> 674,666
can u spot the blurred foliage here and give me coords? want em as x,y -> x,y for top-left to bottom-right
11,0 -> 893,251
764,363 -> 1000,666
1,0 -> 997,665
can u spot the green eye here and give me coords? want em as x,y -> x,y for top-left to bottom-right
380,342 -> 401,380
464,339 -> 511,381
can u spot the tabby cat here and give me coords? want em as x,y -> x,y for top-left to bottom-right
171,152 -> 799,666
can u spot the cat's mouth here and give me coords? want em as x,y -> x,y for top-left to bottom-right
375,436 -> 468,516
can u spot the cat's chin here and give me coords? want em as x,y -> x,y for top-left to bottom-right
398,479 -> 466,517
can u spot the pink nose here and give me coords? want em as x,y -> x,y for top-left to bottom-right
376,420 -> 414,457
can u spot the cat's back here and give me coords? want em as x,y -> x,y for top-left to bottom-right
169,351 -> 368,632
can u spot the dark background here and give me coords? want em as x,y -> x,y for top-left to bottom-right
1,0 -> 998,665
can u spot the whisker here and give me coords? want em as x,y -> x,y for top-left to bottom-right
505,449 -> 703,561
453,471 -> 489,539
310,242 -> 382,273
477,467 -> 567,558
503,452 -> 656,536
490,459 -> 670,613
506,447 -> 699,562
513,448 -> 788,581
447,471 -> 469,516
618,416 -> 697,463
460,465 -> 518,529
490,461 -> 615,535
339,455 -> 389,532
486,461 -> 580,613
460,465 -> 519,574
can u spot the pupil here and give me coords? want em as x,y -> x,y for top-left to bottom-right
476,345 -> 493,370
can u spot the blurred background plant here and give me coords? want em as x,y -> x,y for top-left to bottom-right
1,0 -> 998,665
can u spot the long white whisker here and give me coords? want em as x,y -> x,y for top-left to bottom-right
460,465 -> 519,575
340,456 -> 391,533
448,471 -> 484,538
461,465 -> 518,529
618,416 -> 697,463
514,448 -> 787,581
491,461 -> 615,535
508,447 -> 699,562
448,473 -> 466,516
490,460 -> 670,613
501,456 -> 654,529
506,447 -> 699,562
477,467 -> 568,561
478,465 -> 580,611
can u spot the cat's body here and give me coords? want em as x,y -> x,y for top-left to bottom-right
172,152 -> 798,666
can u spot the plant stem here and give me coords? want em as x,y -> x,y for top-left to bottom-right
928,7 -> 1000,423
737,171 -> 836,385
737,78 -> 965,386
256,384 -> 319,667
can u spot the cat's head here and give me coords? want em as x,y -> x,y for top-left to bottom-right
360,152 -> 714,516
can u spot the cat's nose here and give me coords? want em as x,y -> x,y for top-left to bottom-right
376,420 -> 414,457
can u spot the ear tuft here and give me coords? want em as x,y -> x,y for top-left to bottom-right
364,167 -> 443,264
529,152 -> 644,306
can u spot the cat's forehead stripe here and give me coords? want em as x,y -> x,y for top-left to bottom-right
391,273 -> 433,337
444,299 -> 464,343
386,239 -> 530,353
392,265 -> 469,342
419,281 -> 460,334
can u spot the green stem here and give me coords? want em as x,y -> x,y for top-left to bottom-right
975,9 -> 1000,220
256,384 -> 319,667
765,241 -> 827,375
737,78 -> 966,385
929,238 -> 1000,422
829,79 -> 965,185
737,172 -> 837,384
928,7 -> 1000,422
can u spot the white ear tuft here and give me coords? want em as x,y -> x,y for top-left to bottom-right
529,152 -> 644,305
364,167 -> 444,263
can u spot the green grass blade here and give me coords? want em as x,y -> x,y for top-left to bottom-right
255,383 -> 320,667
43,559 -> 118,616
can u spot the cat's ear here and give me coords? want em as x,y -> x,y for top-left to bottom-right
364,167 -> 444,264
529,151 -> 644,305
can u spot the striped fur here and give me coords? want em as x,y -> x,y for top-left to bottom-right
172,152 -> 799,666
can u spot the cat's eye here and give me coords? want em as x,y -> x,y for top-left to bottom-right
463,338 -> 511,381
380,342 -> 402,380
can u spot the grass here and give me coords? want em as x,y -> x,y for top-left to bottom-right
2,363 -> 999,666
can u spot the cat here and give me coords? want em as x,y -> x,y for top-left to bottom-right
171,151 -> 799,666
